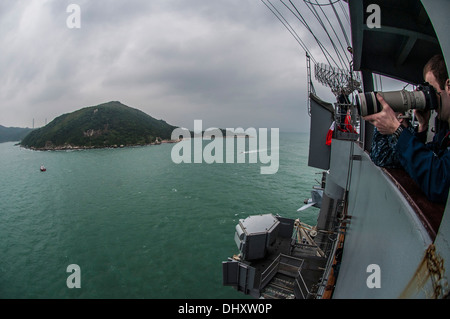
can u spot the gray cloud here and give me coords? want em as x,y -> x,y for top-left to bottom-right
0,0 -> 340,132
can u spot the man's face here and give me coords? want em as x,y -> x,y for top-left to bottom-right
425,71 -> 450,123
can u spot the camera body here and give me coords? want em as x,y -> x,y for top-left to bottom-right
356,83 -> 438,117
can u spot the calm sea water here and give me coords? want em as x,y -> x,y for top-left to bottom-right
0,132 -> 320,299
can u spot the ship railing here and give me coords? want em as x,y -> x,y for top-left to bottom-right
294,268 -> 310,299
259,254 -> 304,291
290,229 -> 339,299
314,225 -> 344,298
292,232 -> 337,259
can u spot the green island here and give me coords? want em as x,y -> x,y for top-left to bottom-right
0,125 -> 33,143
20,101 -> 180,150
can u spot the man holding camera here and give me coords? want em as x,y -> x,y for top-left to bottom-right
364,54 -> 450,204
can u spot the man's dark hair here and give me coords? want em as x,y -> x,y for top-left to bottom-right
423,54 -> 449,90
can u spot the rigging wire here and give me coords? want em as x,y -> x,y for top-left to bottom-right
338,0 -> 351,25
280,0 -> 340,69
303,0 -> 341,6
327,0 -> 351,49
260,0 -> 317,64
303,0 -> 350,71
263,0 -> 352,72
305,0 -> 352,71
262,0 -> 360,98
262,0 -> 353,72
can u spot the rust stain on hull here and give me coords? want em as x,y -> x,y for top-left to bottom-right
400,244 -> 447,298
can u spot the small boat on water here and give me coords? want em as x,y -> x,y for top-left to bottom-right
40,165 -> 46,172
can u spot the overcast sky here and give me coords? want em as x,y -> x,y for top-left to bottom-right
1,0 -> 404,132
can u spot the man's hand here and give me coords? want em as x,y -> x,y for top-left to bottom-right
414,108 -> 431,133
363,94 -> 401,135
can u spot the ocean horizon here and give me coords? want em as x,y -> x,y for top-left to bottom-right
0,132 -> 321,298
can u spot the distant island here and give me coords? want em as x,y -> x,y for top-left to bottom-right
20,101 -> 180,150
0,125 -> 34,143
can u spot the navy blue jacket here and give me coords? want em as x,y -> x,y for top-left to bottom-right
370,125 -> 415,168
395,127 -> 450,204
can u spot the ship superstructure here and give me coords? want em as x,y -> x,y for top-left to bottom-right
222,0 -> 450,299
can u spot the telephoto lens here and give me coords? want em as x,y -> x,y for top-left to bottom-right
356,84 -> 438,117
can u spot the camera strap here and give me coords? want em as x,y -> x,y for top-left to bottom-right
441,131 -> 450,149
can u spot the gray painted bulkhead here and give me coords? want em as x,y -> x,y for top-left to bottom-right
329,139 -> 433,298
339,0 -> 450,298
223,0 -> 450,299
308,94 -> 334,170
